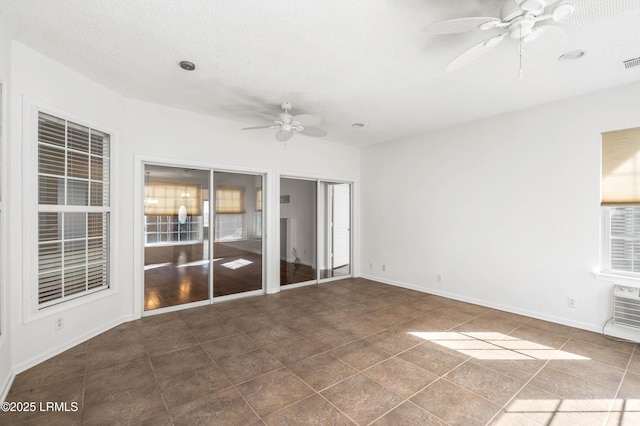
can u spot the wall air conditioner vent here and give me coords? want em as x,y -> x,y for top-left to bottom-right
621,56 -> 640,70
613,284 -> 640,329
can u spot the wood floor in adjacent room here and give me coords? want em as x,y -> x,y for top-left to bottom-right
3,278 -> 640,425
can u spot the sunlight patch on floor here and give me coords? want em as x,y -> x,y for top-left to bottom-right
176,259 -> 210,268
494,398 -> 640,425
222,258 -> 253,270
408,331 -> 590,361
143,262 -> 171,270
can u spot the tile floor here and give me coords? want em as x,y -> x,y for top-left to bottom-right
2,278 -> 640,425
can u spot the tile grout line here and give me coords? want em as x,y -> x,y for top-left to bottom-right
484,327 -> 580,425
603,343 -> 637,425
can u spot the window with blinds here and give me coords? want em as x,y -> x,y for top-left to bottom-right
38,112 -> 110,307
602,128 -> 640,276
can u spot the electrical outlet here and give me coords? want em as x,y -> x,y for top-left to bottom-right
436,274 -> 443,282
369,262 -> 373,269
382,264 -> 386,272
567,297 -> 576,308
55,317 -> 64,331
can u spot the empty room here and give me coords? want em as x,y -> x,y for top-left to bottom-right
1,1 -> 640,424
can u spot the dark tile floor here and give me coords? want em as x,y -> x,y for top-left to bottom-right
3,278 -> 640,425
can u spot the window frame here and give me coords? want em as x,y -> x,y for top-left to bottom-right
600,128 -> 640,281
602,206 -> 640,278
0,81 -> 4,338
23,100 -> 117,321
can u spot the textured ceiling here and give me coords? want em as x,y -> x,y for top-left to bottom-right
1,0 -> 640,146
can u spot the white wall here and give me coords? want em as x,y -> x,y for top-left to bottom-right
123,97 -> 360,299
3,41 -> 360,387
8,41 -> 129,374
361,81 -> 640,333
0,10 -> 13,401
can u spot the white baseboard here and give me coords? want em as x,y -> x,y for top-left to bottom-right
359,273 -> 612,338
0,371 -> 14,403
12,314 -> 135,375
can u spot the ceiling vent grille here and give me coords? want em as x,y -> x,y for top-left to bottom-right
622,56 -> 640,70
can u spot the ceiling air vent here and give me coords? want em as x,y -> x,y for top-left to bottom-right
621,56 -> 640,70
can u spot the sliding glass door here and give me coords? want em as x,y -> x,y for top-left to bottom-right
320,182 -> 351,279
280,177 -> 352,287
280,178 -> 317,286
143,165 -> 210,310
212,172 -> 263,296
143,165 -> 264,312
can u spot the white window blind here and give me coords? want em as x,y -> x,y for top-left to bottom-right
608,207 -> 640,274
37,112 -> 110,307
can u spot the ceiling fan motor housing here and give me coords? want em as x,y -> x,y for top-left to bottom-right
503,0 -> 544,21
518,0 -> 546,12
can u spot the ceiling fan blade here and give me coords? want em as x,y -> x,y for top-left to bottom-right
276,129 -> 294,142
246,112 -> 279,122
293,113 -> 322,126
241,124 -> 277,130
446,34 -> 506,72
299,126 -> 328,138
562,0 -> 640,23
421,17 -> 501,34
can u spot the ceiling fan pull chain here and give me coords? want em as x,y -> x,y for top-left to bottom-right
519,26 -> 523,79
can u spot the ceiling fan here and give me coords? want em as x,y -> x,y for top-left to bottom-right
241,102 -> 327,142
421,0 -> 636,72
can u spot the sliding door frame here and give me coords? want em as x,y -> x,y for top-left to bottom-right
318,180 -> 353,284
133,155 -> 269,318
278,172 -> 354,290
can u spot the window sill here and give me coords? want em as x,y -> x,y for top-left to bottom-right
592,272 -> 640,287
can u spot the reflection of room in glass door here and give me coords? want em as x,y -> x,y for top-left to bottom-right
143,165 -> 210,311
279,178 -> 317,286
212,172 -> 264,297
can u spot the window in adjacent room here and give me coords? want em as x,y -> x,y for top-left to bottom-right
214,186 -> 245,241
601,127 -> 640,276
37,112 -> 111,308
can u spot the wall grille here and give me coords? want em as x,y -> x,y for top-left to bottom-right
622,56 -> 640,70
613,285 -> 640,329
